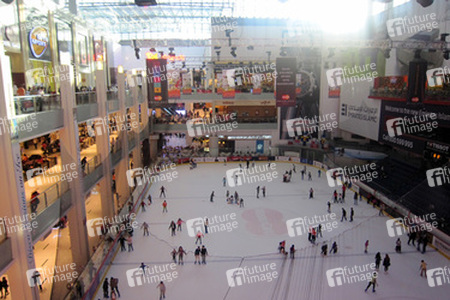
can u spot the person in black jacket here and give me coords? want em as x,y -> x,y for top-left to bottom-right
102,278 -> 109,298
201,246 -> 208,264
375,252 -> 382,270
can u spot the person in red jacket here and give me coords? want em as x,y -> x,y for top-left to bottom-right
162,200 -> 168,213
278,240 -> 286,253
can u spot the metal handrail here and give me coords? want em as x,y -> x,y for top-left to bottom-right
75,91 -> 97,106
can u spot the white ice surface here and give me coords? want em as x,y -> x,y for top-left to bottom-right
95,162 -> 449,300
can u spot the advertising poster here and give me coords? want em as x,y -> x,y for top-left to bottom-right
168,70 -> 181,99
147,58 -> 168,106
276,57 -> 296,107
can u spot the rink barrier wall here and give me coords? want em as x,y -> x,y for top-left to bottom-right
71,181 -> 151,300
172,155 -> 450,259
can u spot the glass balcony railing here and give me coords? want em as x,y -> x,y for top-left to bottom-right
14,94 -> 61,115
125,90 -> 134,107
83,154 -> 102,176
107,91 -> 119,101
28,180 -> 69,216
76,92 -> 97,106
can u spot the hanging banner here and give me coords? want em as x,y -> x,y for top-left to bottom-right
256,140 -> 264,154
168,70 -> 181,99
182,71 -> 192,94
222,69 -> 235,99
28,27 -> 51,61
276,57 -> 297,107
147,58 -> 168,106
252,74 -> 262,95
295,74 -> 302,96
216,73 -> 224,94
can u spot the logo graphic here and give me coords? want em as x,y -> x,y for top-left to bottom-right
126,168 -> 146,187
186,218 -> 204,237
386,118 -> 404,137
26,168 -> 44,187
226,168 -> 244,187
29,27 -> 49,58
26,268 -> 43,287
427,268 -> 446,287
286,218 -> 304,237
186,118 -> 204,137
86,218 -> 105,237
427,167 -> 448,187
326,68 -> 344,87
226,268 -> 245,287
126,268 -> 144,287
386,218 -> 405,237
326,168 -> 344,187
386,18 -> 404,37
427,68 -> 445,87
326,268 -> 345,287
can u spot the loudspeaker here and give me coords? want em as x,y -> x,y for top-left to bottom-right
407,60 -> 427,103
135,0 -> 157,6
2,0 -> 15,4
417,0 -> 434,7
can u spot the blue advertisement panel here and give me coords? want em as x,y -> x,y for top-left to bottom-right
256,140 -> 264,154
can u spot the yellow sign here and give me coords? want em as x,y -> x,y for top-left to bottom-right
29,27 -> 49,58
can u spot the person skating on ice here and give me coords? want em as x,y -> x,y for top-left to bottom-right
141,199 -> 147,212
364,272 -> 378,293
278,241 -> 286,253
292,164 -> 296,173
201,245 -> 208,264
176,218 -> 184,231
309,188 -> 314,199
422,234 -> 428,253
239,198 -> 244,207
301,169 -> 305,180
330,241 -> 338,254
317,224 -> 323,238
321,242 -> 328,256
262,186 -> 266,197
407,230 -> 417,246
141,222 -> 150,236
204,218 -> 209,234
210,191 -> 215,202
194,246 -> 201,264
308,171 -> 312,181
171,249 -> 177,264
162,200 -> 168,213
419,260 -> 427,277
318,169 -> 321,177
139,262 -> 148,275
148,194 -> 152,205
354,191 -> 358,205
195,231 -> 204,244
256,186 -> 260,198
383,254 -> 391,273
375,252 -> 382,270
160,186 -> 166,198
364,240 -> 369,253
395,238 -> 402,253
350,207 -> 354,222
223,176 -> 226,187
290,245 -> 296,259
341,208 -> 347,222
169,221 -> 176,236
327,201 -> 331,213
156,281 -> 166,300
178,246 -> 187,265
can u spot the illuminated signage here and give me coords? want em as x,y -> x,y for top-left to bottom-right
29,27 -> 49,58
146,52 -> 185,61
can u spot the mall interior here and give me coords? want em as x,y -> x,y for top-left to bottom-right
0,0 -> 449,299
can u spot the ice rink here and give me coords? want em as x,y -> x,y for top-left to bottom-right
95,162 -> 449,300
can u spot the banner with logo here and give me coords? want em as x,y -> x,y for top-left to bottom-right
28,27 -> 51,61
182,71 -> 192,95
147,59 -> 168,107
222,69 -> 235,99
168,70 -> 181,99
276,57 -> 297,107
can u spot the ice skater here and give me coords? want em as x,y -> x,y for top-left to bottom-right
364,272 -> 378,293
308,171 -> 312,181
239,198 -> 244,207
141,222 -> 150,236
364,240 -> 369,253
327,201 -> 331,213
195,231 -> 204,244
290,245 -> 296,259
341,208 -> 347,222
383,254 -> 391,273
292,164 -> 296,173
301,169 -> 305,180
169,221 -> 176,236
379,203 -> 385,216
278,241 -> 286,253
178,246 -> 187,265
160,186 -> 166,198
194,246 -> 201,264
139,262 -> 148,275
330,241 -> 338,254
156,281 -> 166,300
354,191 -> 358,205
171,249 -> 177,263
321,242 -> 328,256
256,186 -> 260,198
223,177 -> 226,187
162,200 -> 168,213
141,199 -> 147,212
350,207 -> 354,222
375,252 -> 381,270
177,218 -> 184,231
408,231 -> 417,246
201,245 -> 208,264
318,169 -> 321,177
420,260 -> 427,277
395,238 -> 402,253
309,188 -> 314,199
262,186 -> 266,197
210,191 -> 215,202
204,218 -> 209,234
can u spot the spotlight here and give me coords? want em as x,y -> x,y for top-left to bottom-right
444,50 -> 450,60
168,47 -> 175,56
230,47 -> 237,58
416,0 -> 433,7
384,48 -> 391,59
280,47 -> 287,56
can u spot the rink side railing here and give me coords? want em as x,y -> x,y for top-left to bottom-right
171,154 -> 450,259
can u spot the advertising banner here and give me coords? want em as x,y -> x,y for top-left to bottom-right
276,57 -> 297,107
182,71 -> 192,95
147,59 -> 168,106
168,70 -> 181,99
